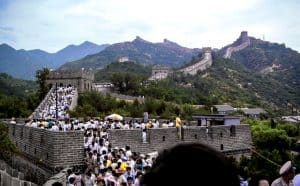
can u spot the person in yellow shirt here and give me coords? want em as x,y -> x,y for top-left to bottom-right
175,117 -> 181,128
120,157 -> 129,171
175,116 -> 182,139
146,121 -> 153,129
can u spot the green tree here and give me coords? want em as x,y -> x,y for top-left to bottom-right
236,119 -> 294,183
0,123 -> 19,161
110,72 -> 144,95
36,68 -> 50,100
0,94 -> 32,118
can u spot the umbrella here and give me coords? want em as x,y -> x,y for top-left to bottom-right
105,114 -> 123,121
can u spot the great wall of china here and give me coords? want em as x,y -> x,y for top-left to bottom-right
149,31 -> 251,80
148,47 -> 213,80
179,47 -> 213,75
223,31 -> 251,59
1,32 -> 254,185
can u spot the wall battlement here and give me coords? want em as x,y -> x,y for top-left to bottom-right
108,124 -> 252,157
4,122 -> 85,171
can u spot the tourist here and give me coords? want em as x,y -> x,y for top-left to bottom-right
294,174 -> 300,186
68,177 -> 76,186
134,172 -> 143,186
259,179 -> 270,186
84,171 -> 95,186
127,176 -> 134,186
141,143 -> 240,186
142,129 -> 147,143
124,167 -> 135,181
74,170 -> 83,186
271,161 -> 295,186
95,176 -> 106,186
10,117 -> 16,124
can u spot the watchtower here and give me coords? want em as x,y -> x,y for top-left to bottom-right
149,65 -> 172,80
240,31 -> 249,43
46,70 -> 94,93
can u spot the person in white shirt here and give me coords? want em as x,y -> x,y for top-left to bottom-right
10,117 -> 16,124
31,121 -> 38,128
142,129 -> 147,143
125,146 -> 132,158
51,125 -> 59,131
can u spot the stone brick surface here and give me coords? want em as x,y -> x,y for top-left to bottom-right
108,124 -> 252,156
4,123 -> 85,170
0,161 -> 37,186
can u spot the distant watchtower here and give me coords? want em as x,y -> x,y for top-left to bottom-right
202,47 -> 212,59
149,65 -> 172,80
46,70 -> 94,93
240,31 -> 249,43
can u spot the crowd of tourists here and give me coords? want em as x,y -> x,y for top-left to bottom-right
67,124 -> 154,186
34,86 -> 76,120
23,117 -> 178,132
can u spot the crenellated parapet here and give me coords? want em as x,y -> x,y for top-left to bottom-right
108,124 -> 252,158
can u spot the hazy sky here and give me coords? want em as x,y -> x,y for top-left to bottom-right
0,0 -> 299,53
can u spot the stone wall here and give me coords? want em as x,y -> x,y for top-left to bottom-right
179,47 -> 212,75
3,122 -> 252,184
43,168 -> 69,186
108,128 -> 181,154
46,70 -> 94,93
10,156 -> 53,185
0,160 -> 38,186
223,31 -> 251,59
108,124 -> 252,157
4,123 -> 85,171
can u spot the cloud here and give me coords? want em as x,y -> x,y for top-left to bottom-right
0,26 -> 14,32
0,0 -> 299,52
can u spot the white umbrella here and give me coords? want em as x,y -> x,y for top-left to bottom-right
105,113 -> 123,121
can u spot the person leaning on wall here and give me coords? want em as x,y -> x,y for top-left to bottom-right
140,142 -> 240,186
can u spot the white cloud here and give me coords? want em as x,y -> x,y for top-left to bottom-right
0,0 -> 299,52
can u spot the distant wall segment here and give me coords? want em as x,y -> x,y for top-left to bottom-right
179,47 -> 213,75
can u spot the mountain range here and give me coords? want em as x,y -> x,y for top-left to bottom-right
59,36 -> 201,71
0,31 -> 299,112
0,41 -> 109,80
88,32 -> 299,111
